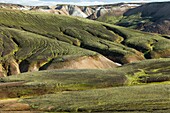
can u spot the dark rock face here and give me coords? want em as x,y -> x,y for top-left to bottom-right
142,19 -> 170,34
124,2 -> 170,19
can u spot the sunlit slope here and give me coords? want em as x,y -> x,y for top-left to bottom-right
1,9 -> 170,64
0,10 -> 144,64
0,26 -> 119,76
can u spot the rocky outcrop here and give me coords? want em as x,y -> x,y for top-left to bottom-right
0,58 -> 20,77
88,5 -> 134,20
68,5 -> 88,18
0,3 -> 31,10
8,59 -> 20,75
81,6 -> 94,17
0,3 -> 141,19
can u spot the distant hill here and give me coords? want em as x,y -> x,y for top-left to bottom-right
0,3 -> 141,19
117,2 -> 170,35
2,2 -> 170,35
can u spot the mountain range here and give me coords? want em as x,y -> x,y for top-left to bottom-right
1,2 -> 170,35
0,3 -> 141,19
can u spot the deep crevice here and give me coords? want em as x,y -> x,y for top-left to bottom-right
103,25 -> 152,59
103,25 -> 127,45
39,59 -> 54,70
162,35 -> 170,40
84,28 -> 107,40
138,75 -> 170,83
11,37 -> 20,47
19,60 -> 30,73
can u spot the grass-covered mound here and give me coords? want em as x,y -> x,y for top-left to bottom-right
0,58 -> 170,112
119,58 -> 170,85
0,26 -> 92,75
103,24 -> 170,59
1,83 -> 169,112
0,69 -> 126,98
0,9 -> 169,73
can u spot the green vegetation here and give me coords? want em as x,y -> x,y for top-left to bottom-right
0,69 -> 126,98
97,14 -> 123,25
117,13 -> 151,29
103,24 -> 170,59
0,8 -> 170,112
0,58 -> 170,112
0,9 -> 169,65
119,58 -> 170,85
0,9 -> 146,64
21,84 -> 170,112
115,2 -> 170,35
0,27 -> 95,61
0,26 -> 98,76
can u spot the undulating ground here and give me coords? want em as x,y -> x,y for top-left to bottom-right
0,6 -> 170,112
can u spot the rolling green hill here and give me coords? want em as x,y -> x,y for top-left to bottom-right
0,9 -> 170,67
0,7 -> 170,113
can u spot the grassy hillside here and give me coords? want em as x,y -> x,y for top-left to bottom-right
97,2 -> 170,36
0,9 -> 170,65
0,58 -> 170,112
0,7 -> 170,112
0,9 -> 144,64
117,2 -> 170,35
1,26 -> 108,76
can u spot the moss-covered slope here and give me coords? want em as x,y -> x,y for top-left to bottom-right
0,9 -> 169,62
1,26 -> 122,76
0,9 -> 170,76
0,58 -> 170,112
0,9 -> 145,63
